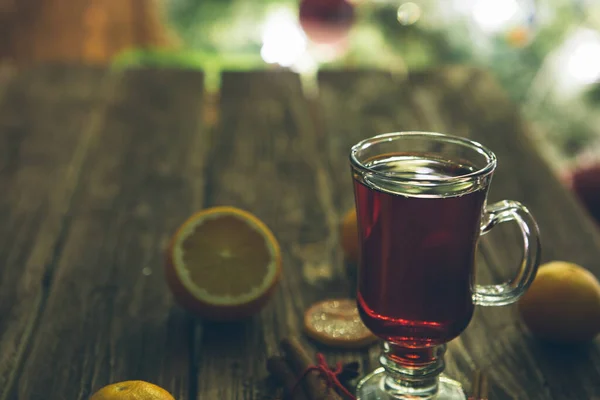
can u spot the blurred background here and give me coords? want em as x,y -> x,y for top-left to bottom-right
2,0 -> 600,213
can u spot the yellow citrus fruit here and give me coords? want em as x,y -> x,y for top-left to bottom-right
90,381 -> 174,400
165,206 -> 282,321
340,207 -> 359,263
518,261 -> 600,343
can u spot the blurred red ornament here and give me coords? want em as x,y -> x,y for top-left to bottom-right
299,0 -> 355,45
565,163 -> 600,224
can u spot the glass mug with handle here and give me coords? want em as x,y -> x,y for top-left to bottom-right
350,132 -> 541,399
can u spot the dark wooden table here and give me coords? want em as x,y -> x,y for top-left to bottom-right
1,65 -> 599,400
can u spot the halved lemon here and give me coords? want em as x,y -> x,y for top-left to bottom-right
165,206 -> 281,320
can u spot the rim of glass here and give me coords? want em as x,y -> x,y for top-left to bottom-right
350,132 -> 497,184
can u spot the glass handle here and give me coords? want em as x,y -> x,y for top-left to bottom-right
473,200 -> 541,306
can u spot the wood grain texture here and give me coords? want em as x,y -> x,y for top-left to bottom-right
2,66 -> 600,400
317,68 -> 600,400
10,69 -> 207,400
196,71 -> 365,399
0,66 -> 109,400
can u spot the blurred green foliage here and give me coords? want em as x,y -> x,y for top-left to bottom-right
114,0 -> 600,163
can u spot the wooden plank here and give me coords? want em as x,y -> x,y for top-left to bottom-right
0,65 -> 16,95
195,70 -> 361,399
12,69 -> 207,400
317,68 -> 600,400
0,66 -> 110,400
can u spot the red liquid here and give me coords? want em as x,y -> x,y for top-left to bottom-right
354,154 -> 487,348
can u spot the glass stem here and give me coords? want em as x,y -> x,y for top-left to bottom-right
379,341 -> 446,399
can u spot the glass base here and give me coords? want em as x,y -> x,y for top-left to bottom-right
356,367 -> 466,400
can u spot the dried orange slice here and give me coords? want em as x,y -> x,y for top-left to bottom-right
165,206 -> 281,321
304,299 -> 377,349
90,381 -> 174,400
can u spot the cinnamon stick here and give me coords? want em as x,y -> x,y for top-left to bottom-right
280,337 -> 343,400
266,356 -> 310,400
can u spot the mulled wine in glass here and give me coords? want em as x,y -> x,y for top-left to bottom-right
350,132 -> 541,399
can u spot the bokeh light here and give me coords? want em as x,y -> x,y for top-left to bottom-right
472,0 -> 520,33
260,8 -> 307,67
566,32 -> 600,85
397,2 -> 421,26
